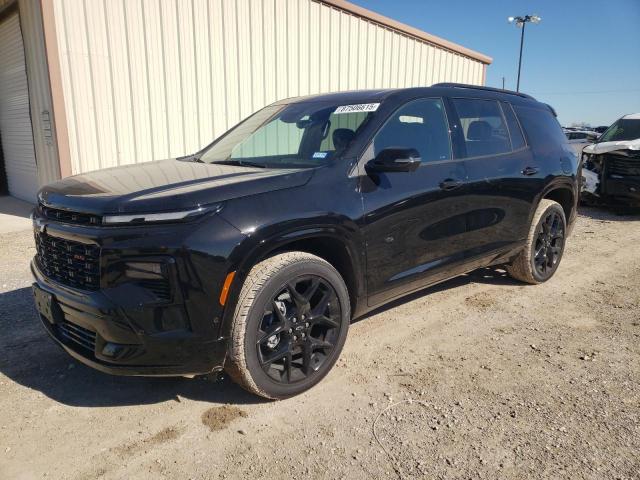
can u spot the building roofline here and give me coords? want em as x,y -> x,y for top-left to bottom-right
318,0 -> 493,65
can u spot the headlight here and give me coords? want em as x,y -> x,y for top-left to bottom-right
102,204 -> 221,225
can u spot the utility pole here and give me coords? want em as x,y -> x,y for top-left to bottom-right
516,22 -> 525,91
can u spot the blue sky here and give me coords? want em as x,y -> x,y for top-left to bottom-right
356,0 -> 640,127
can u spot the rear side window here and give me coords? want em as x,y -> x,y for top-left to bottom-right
513,105 -> 567,156
451,98 -> 511,158
501,102 -> 526,150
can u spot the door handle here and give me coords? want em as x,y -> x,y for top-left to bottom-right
439,178 -> 463,191
521,166 -> 539,176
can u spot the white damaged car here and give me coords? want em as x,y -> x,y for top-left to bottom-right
581,113 -> 640,209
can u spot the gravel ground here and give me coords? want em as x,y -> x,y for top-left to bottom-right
0,207 -> 639,480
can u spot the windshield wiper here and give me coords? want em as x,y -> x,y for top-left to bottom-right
214,159 -> 267,168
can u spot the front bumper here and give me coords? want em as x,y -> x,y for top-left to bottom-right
32,260 -> 227,376
30,211 -> 245,376
604,177 -> 640,206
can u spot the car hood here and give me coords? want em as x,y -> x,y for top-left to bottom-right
583,138 -> 640,155
38,159 -> 314,214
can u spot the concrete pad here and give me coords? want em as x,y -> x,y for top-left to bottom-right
0,196 -> 34,234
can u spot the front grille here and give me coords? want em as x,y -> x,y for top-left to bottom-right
40,204 -> 101,225
57,320 -> 96,352
35,232 -> 100,290
607,153 -> 640,177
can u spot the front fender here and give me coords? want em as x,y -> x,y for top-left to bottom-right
216,217 -> 365,339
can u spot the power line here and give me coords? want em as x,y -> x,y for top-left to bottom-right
530,88 -> 640,96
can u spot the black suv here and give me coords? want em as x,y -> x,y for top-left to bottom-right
32,84 -> 578,399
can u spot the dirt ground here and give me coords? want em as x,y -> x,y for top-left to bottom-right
1,207 -> 639,480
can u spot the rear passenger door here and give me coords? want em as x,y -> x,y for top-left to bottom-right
447,98 -> 535,259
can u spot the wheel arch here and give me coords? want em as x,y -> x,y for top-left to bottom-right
267,236 -> 360,313
542,185 -> 575,221
219,225 -> 365,340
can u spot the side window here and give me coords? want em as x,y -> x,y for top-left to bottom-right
513,105 -> 567,156
451,98 -> 511,158
501,101 -> 526,150
373,98 -> 451,163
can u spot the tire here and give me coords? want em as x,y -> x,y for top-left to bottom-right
225,252 -> 350,399
506,199 -> 567,284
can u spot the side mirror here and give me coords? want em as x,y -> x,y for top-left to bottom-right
367,147 -> 421,173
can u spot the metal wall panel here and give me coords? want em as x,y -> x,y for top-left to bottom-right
0,13 -> 39,200
52,0 -> 488,175
0,0 -> 61,200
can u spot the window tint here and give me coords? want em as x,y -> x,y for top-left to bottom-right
513,105 -> 567,156
451,98 -> 511,157
501,102 -> 526,149
373,98 -> 450,162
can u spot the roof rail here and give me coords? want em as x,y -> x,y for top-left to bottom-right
432,83 -> 536,100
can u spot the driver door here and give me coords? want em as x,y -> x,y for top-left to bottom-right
359,97 -> 471,306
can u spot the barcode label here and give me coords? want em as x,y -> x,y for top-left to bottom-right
334,103 -> 380,114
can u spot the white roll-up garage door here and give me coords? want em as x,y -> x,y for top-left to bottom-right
0,13 -> 38,202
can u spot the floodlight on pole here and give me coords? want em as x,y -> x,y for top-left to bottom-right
508,15 -> 541,91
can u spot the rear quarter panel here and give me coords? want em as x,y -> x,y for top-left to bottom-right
513,103 -> 579,225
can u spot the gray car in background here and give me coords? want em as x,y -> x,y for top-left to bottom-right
565,130 -> 598,156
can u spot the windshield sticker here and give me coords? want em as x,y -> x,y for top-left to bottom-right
334,103 -> 380,114
312,152 -> 328,159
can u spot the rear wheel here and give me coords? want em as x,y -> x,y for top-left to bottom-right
507,199 -> 566,284
225,252 -> 350,399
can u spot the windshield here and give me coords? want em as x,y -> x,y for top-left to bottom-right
198,101 -> 376,168
598,118 -> 640,143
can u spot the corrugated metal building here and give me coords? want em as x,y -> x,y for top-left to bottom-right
0,0 -> 491,202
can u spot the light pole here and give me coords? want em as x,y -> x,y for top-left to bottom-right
508,15 -> 541,92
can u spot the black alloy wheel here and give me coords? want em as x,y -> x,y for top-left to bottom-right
506,199 -> 567,284
533,209 -> 565,277
226,251 -> 350,399
257,276 -> 341,384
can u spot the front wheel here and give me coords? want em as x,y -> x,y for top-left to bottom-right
225,252 -> 350,399
506,199 -> 567,284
